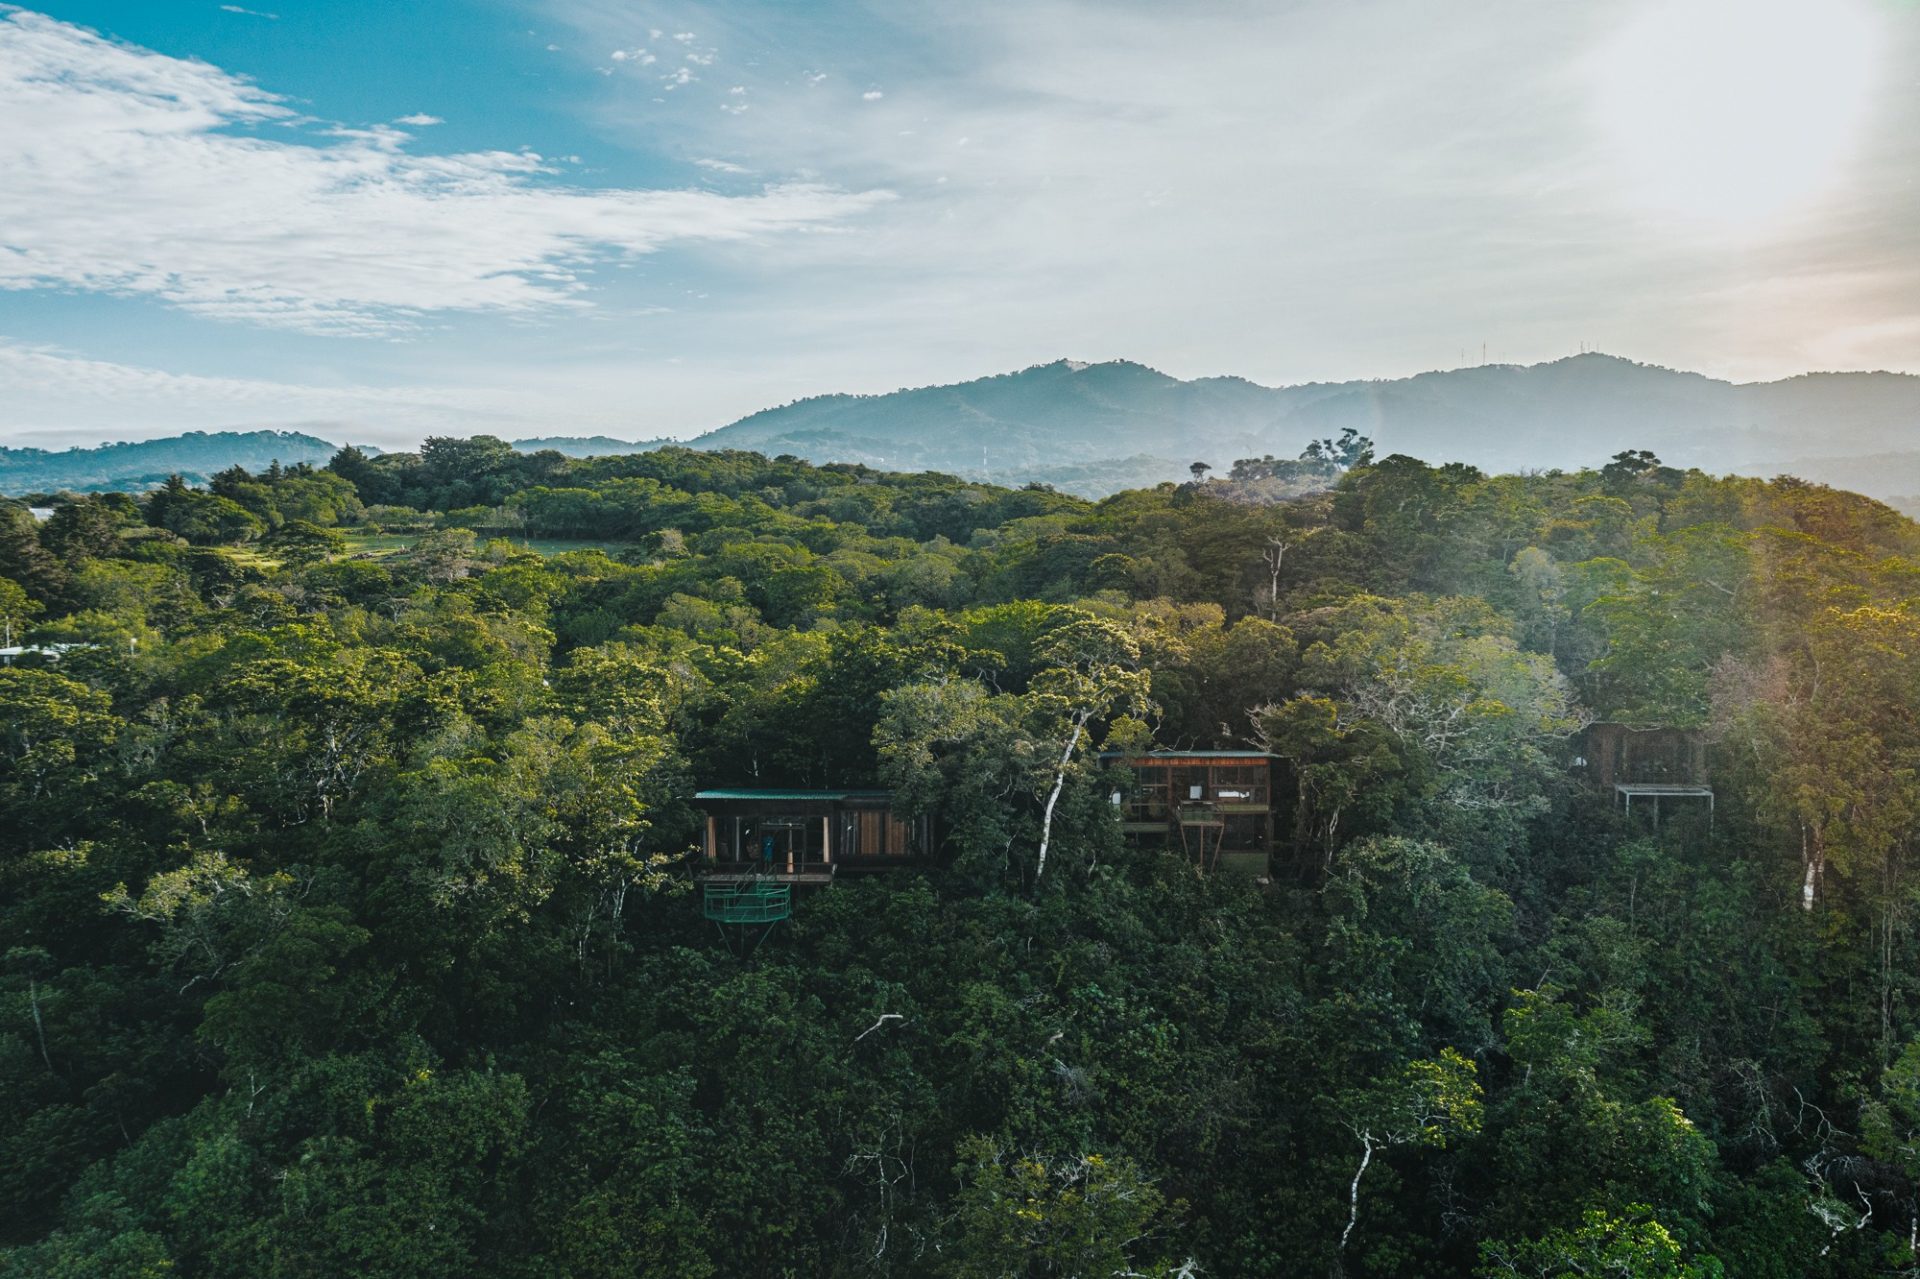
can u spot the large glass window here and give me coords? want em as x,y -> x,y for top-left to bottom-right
723,814 -> 826,871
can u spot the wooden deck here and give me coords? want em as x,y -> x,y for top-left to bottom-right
698,866 -> 836,886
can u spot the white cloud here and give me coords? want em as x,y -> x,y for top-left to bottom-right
395,112 -> 443,126
218,5 -> 278,19
0,335 -> 862,450
0,9 -> 889,337
548,0 -> 1920,387
0,338 -> 534,442
694,157 -> 751,173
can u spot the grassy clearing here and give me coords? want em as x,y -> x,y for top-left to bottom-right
334,531 -> 626,560
222,546 -> 284,570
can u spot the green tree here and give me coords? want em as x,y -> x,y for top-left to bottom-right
264,520 -> 346,566
1334,1048 -> 1483,1257
0,575 -> 44,644
944,1137 -> 1185,1278
40,499 -> 135,563
0,504 -> 70,606
1478,1205 -> 1723,1278
1026,615 -> 1150,882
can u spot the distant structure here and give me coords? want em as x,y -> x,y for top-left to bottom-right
1578,723 -> 1713,825
0,642 -> 92,665
1105,751 -> 1279,876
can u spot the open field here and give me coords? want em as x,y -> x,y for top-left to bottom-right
335,531 -> 627,560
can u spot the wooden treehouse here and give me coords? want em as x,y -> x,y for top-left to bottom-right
1576,724 -> 1714,826
1104,751 -> 1279,877
694,788 -> 929,883
692,789 -> 930,925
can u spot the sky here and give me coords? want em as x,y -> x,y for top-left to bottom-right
1,0 -> 1916,450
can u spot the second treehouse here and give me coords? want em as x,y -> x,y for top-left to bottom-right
691,749 -> 1284,925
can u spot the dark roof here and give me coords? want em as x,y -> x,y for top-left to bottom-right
1097,751 -> 1277,760
693,788 -> 893,802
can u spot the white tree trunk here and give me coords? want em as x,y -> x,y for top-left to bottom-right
1035,715 -> 1086,883
1802,826 -> 1822,912
28,979 -> 53,1075
1340,1132 -> 1376,1253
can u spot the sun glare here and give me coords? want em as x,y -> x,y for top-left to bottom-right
1592,0 -> 1882,230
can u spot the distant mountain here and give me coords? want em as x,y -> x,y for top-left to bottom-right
1734,451 -> 1920,517
15,355 -> 1920,501
0,429 -> 358,494
689,359 -> 1259,490
683,354 -> 1920,497
511,435 -> 669,458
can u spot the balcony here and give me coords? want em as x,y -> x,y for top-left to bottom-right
703,881 -> 793,924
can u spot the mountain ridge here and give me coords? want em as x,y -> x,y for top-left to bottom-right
0,428 -> 364,494
8,353 -> 1920,500
679,352 -> 1920,495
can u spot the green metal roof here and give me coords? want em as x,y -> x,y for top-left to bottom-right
694,788 -> 892,802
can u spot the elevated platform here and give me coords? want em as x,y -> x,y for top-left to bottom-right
1615,783 -> 1714,825
702,881 -> 794,925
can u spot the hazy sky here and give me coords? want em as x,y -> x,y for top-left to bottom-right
1,0 -> 1916,449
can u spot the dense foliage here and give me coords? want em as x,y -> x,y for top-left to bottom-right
8,438 -> 1920,1276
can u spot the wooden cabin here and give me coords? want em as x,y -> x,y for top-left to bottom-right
1579,723 -> 1709,788
693,789 -> 929,885
1576,724 -> 1714,823
1103,751 -> 1278,876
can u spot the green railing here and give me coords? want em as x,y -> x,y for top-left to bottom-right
703,881 -> 792,925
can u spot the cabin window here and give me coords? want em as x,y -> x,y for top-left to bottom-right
836,807 -> 918,859
715,814 -> 827,870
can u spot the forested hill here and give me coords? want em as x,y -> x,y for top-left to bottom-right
19,352 -> 1920,502
0,429 -> 351,493
686,353 -> 1920,497
11,442 -> 1920,1274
